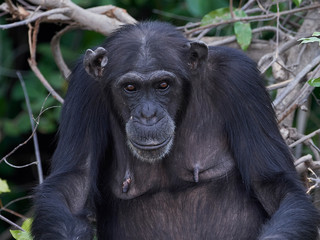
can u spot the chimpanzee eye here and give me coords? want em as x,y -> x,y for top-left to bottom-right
158,81 -> 169,90
124,84 -> 136,92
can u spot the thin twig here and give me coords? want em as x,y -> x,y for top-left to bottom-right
27,22 -> 64,103
273,55 -> 320,106
242,0 -> 255,11
3,158 -> 37,169
275,2 -> 280,60
230,0 -> 235,19
1,196 -> 33,210
0,215 -> 25,231
28,61 -> 64,103
17,72 -> 43,183
277,83 -> 314,122
294,154 -> 313,167
267,79 -> 292,91
0,7 -> 70,29
51,25 -> 76,80
0,97 -> 60,165
185,3 -> 320,35
290,129 -> 320,148
0,208 -> 26,219
206,26 -> 288,46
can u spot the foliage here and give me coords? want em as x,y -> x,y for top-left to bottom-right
299,32 -> 320,46
10,219 -> 33,240
233,10 -> 252,51
201,8 -> 252,50
299,32 -> 320,87
308,78 -> 320,87
0,178 -> 10,194
293,0 -> 303,7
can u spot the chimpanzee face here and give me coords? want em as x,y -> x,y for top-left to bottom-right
83,27 -> 208,163
110,70 -> 183,162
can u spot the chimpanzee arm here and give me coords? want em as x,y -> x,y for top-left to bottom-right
253,178 -> 318,240
210,46 -> 319,240
32,63 -> 109,240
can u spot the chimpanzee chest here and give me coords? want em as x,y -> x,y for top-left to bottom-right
99,175 -> 267,240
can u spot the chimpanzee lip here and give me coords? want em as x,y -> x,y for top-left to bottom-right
130,137 -> 171,150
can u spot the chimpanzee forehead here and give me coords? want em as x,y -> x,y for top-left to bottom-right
115,70 -> 177,85
103,22 -> 190,80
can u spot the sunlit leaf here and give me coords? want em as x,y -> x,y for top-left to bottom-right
234,10 -> 252,51
10,219 -> 33,240
201,7 -> 230,26
308,77 -> 320,87
293,0 -> 302,7
312,32 -> 320,37
0,178 -> 10,193
299,37 -> 320,44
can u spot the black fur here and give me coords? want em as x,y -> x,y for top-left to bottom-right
32,21 -> 319,240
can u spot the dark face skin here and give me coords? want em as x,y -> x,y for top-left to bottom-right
110,70 -> 183,162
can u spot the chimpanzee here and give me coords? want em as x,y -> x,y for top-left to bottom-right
31,21 -> 319,240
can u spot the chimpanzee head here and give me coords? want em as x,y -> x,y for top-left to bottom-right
83,22 -> 208,163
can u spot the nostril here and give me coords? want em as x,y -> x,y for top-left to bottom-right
141,104 -> 157,122
140,113 -> 158,125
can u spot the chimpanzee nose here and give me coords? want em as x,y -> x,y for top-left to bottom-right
140,103 -> 158,125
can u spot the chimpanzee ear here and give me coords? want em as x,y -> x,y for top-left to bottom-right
185,41 -> 208,70
83,47 -> 108,79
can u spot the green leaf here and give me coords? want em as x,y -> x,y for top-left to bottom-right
312,32 -> 320,37
298,37 -> 320,44
0,178 -> 10,193
201,7 -> 230,26
308,77 -> 320,87
21,219 -> 33,232
233,10 -> 252,51
10,219 -> 33,240
293,0 -> 302,7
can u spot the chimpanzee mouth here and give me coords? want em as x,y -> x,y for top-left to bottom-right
129,137 -> 172,151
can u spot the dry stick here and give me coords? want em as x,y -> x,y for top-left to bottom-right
28,0 -> 130,35
3,159 -> 37,169
273,55 -> 320,107
0,125 -> 38,164
258,34 -> 310,74
260,2 -> 282,72
230,0 -> 235,19
294,154 -> 313,167
290,129 -> 320,148
206,26 -> 288,46
275,2 -> 280,60
267,79 -> 292,91
28,61 -> 64,103
276,63 -> 320,122
17,72 -> 43,184
185,3 -> 320,35
1,196 -> 33,210
27,21 -> 64,103
277,83 -> 314,123
242,0 -> 255,11
0,7 -> 70,29
0,215 -> 25,231
1,208 -> 26,219
51,25 -> 77,80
